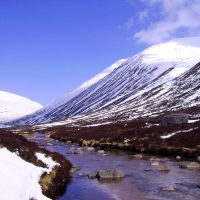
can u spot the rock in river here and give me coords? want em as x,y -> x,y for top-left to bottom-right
179,162 -> 200,170
161,186 -> 175,192
97,169 -> 125,179
88,172 -> 97,179
67,149 -> 74,155
97,150 -> 105,154
70,167 -> 81,173
156,164 -> 170,172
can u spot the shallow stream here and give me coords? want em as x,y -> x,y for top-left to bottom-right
30,133 -> 200,200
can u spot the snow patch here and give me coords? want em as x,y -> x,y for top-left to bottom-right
161,132 -> 178,139
35,152 -> 59,173
0,148 -> 50,200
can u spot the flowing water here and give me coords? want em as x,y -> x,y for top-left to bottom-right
30,133 -> 200,200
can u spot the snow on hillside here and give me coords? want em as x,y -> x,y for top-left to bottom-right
10,37 -> 200,125
43,58 -> 127,111
0,148 -> 58,200
141,37 -> 200,78
0,91 -> 42,122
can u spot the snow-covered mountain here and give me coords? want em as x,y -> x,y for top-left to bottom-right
11,37 -> 200,126
0,91 -> 42,123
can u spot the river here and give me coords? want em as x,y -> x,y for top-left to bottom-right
30,133 -> 200,200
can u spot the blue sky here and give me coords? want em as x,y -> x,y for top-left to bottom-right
0,0 -> 200,105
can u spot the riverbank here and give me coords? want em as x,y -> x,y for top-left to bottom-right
40,118 -> 200,160
0,129 -> 72,199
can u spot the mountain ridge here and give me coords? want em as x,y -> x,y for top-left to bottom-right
9,37 -> 200,126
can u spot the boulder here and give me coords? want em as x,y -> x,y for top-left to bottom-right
197,156 -> 200,162
97,169 -> 125,179
161,113 -> 188,126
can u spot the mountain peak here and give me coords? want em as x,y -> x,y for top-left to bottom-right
0,91 -> 42,122
141,37 -> 200,64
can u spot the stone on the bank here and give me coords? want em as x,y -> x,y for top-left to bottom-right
176,156 -> 182,161
97,169 -> 125,179
133,154 -> 143,159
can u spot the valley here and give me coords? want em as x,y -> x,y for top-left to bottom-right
1,37 -> 200,200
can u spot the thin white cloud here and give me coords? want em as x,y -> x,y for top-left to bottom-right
138,11 -> 148,22
134,0 -> 200,44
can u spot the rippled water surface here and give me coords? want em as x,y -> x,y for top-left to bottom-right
30,133 -> 200,200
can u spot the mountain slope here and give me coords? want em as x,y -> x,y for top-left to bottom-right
0,91 -> 42,122
11,37 -> 200,126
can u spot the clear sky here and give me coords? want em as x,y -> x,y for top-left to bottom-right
0,0 -> 199,105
